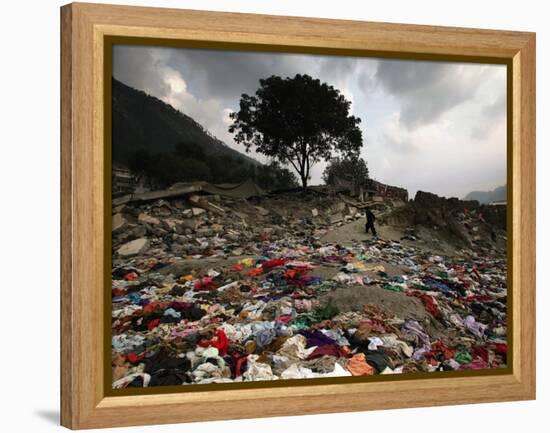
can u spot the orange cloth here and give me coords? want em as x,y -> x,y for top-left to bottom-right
247,267 -> 264,277
346,353 -> 375,376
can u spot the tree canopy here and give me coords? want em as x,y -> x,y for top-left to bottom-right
229,74 -> 363,189
127,142 -> 297,191
323,157 -> 370,189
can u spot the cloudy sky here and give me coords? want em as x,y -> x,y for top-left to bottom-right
113,45 -> 507,199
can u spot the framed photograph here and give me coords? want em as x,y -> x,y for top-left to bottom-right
61,2 -> 536,429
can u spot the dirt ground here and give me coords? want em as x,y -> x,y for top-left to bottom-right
321,218 -> 465,257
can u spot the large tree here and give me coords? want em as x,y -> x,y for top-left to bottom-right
229,74 -> 363,190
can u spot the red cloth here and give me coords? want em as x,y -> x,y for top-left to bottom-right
143,302 -> 166,314
261,258 -> 288,268
198,329 -> 231,355
430,341 -> 455,360
247,267 -> 263,277
461,295 -> 491,302
233,354 -> 247,377
112,288 -> 126,297
407,290 -> 441,318
230,264 -> 244,272
494,343 -> 507,354
307,344 -> 348,360
126,352 -> 144,363
194,276 -> 217,290
147,318 -> 160,331
124,271 -> 139,281
471,346 -> 489,362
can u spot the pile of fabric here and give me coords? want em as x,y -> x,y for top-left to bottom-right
111,228 -> 508,388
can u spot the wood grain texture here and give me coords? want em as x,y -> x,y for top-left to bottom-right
60,2 -> 536,429
60,4 -> 73,428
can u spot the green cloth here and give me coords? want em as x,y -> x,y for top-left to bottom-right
455,351 -> 473,364
313,305 -> 339,321
290,314 -> 316,330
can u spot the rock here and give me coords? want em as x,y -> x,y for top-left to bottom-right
171,233 -> 187,243
174,223 -> 186,235
154,203 -> 172,217
270,214 -> 284,225
224,232 -> 241,242
180,219 -> 199,230
254,206 -> 270,216
189,196 -> 225,214
129,225 -> 147,238
196,228 -> 214,237
170,244 -> 187,254
152,227 -> 168,237
117,238 -> 150,256
330,202 -> 346,214
138,213 -> 160,225
234,220 -> 248,229
112,213 -> 126,232
126,207 -> 140,218
161,219 -> 178,232
211,224 -> 224,233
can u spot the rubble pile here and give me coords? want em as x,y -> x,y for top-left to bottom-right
111,191 -> 507,388
382,191 -> 507,253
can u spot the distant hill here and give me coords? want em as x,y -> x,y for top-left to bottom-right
464,185 -> 506,204
111,77 -> 259,166
111,78 -> 298,191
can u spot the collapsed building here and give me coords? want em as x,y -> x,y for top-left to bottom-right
363,179 -> 409,202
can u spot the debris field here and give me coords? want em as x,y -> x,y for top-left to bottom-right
111,189 -> 508,388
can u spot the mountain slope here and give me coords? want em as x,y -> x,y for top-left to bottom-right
464,184 -> 506,204
111,77 -> 258,166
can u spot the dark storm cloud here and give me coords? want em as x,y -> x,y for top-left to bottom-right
375,59 -> 487,129
113,46 -> 296,106
161,49 -> 306,100
113,45 -> 369,110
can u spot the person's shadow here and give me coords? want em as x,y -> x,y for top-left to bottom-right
34,409 -> 59,425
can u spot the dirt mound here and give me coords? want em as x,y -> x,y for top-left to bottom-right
320,284 -> 445,336
321,284 -> 423,318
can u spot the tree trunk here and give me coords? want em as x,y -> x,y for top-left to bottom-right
300,174 -> 308,191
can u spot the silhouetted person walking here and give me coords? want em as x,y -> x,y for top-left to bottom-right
365,207 -> 377,236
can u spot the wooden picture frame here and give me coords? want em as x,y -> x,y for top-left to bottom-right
61,2 -> 536,429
